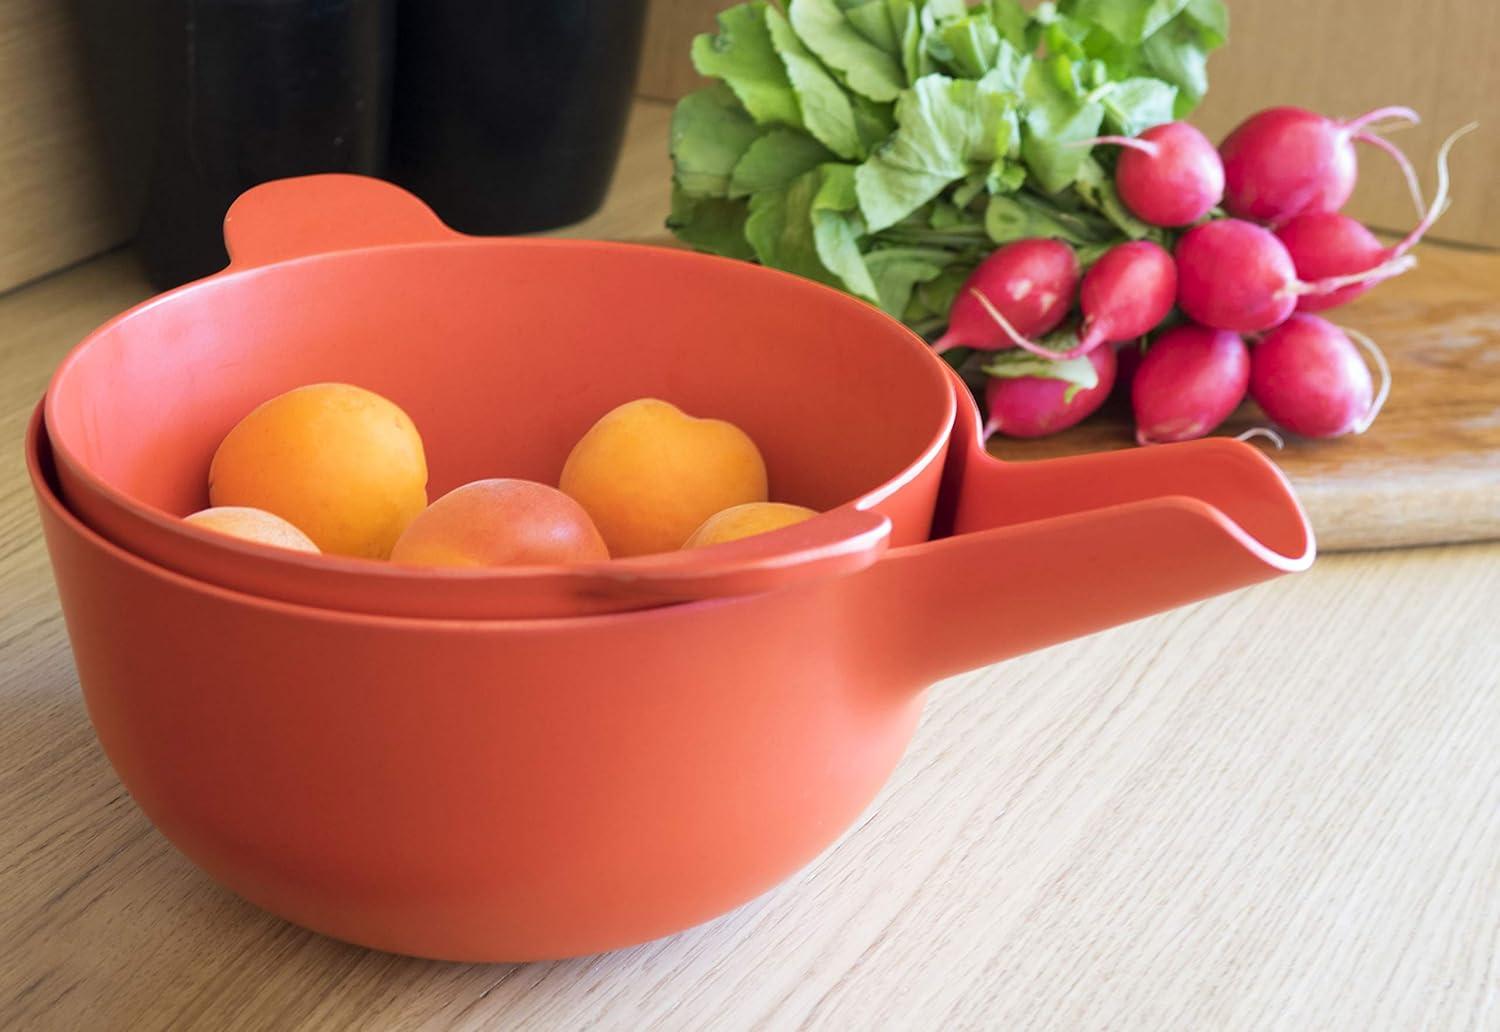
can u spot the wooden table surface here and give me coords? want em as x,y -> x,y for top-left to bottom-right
3,100 -> 1498,1031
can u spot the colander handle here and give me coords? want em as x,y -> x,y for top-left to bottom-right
222,175 -> 458,270
856,365 -> 1315,685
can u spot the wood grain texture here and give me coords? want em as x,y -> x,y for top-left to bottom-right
2,100 -> 1499,1030
987,246 -> 1500,552
0,1 -> 125,293
630,0 -> 1499,246
637,0 -> 714,102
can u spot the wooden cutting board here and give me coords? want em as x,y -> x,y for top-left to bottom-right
984,245 -> 1500,552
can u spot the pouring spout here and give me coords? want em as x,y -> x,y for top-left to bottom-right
864,408 -> 1315,684
950,436 -> 1316,572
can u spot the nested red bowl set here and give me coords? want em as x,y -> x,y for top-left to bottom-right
30,175 -> 1315,961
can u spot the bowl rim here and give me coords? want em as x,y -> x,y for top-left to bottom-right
31,400 -> 863,632
42,236 -> 957,588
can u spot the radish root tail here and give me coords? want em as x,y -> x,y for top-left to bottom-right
1291,253 -> 1417,298
1286,123 -> 1474,303
1235,426 -> 1286,450
1343,105 -> 1420,135
1066,135 -> 1161,156
1390,122 -> 1478,258
1343,326 -> 1392,434
968,288 -> 1095,360
1354,131 -> 1425,218
932,330 -> 961,355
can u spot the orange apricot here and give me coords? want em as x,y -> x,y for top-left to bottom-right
390,478 -> 608,568
559,398 -> 768,557
183,506 -> 319,553
208,383 -> 428,559
682,502 -> 817,549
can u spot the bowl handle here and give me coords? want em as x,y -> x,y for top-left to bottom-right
860,367 -> 1315,685
222,175 -> 458,270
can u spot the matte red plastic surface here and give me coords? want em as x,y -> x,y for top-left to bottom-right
31,387 -> 1310,960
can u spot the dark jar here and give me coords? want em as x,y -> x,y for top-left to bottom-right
74,0 -> 396,289
387,0 -> 649,235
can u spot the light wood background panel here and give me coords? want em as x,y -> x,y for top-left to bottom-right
639,0 -> 721,102
635,0 -> 1499,247
0,1 -> 125,293
1190,0 -> 1497,245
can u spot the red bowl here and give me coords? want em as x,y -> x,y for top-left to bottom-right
30,391 -> 1312,961
45,176 -> 954,618
34,175 -> 1317,961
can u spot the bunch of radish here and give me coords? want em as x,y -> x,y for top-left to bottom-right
947,106 -> 1473,444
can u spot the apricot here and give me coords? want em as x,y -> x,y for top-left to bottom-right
183,506 -> 320,553
208,383 -> 428,559
559,399 -> 768,557
390,478 -> 608,568
682,502 -> 817,549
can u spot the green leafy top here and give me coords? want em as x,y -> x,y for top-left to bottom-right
671,0 -> 1227,348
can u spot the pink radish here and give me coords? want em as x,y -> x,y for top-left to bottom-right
1084,122 -> 1225,226
1249,314 -> 1389,438
970,240 -> 1176,360
1274,215 -> 1398,313
1131,324 -> 1249,444
983,346 -> 1117,439
1219,105 -> 1422,225
1076,242 -> 1178,351
933,239 -> 1079,354
1276,124 -> 1475,313
1175,220 -> 1300,332
1174,219 -> 1412,333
